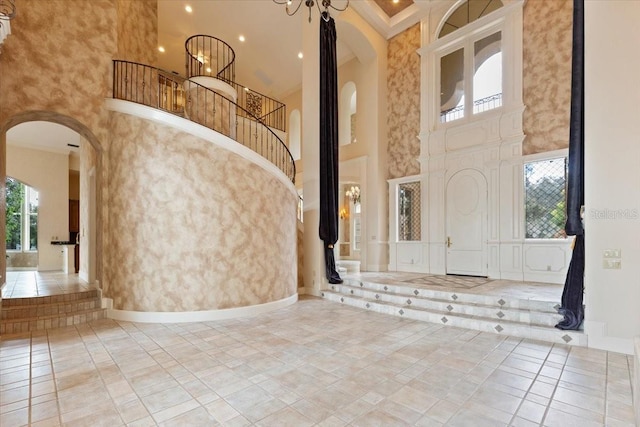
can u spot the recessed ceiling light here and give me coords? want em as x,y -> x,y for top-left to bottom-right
393,0 -> 399,3
239,35 -> 246,42
206,67 -> 212,73
185,5 -> 193,13
298,52 -> 303,59
158,46 -> 165,53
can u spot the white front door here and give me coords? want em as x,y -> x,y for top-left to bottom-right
446,169 -> 487,276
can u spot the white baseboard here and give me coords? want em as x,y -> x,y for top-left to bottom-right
105,294 -> 298,323
634,337 -> 640,424
584,320 -> 634,355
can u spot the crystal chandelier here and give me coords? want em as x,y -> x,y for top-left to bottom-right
273,0 -> 349,23
346,185 -> 360,205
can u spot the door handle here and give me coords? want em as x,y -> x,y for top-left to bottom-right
447,236 -> 452,248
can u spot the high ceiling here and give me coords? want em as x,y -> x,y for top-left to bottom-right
7,1 -> 427,152
157,0 -> 423,99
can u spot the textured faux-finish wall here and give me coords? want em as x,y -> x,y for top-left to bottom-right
522,0 -> 572,155
387,24 -> 421,180
116,0 -> 158,65
107,112 -> 298,312
0,0 -> 118,140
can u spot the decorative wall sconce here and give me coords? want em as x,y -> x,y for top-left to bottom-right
339,207 -> 348,220
346,185 -> 360,205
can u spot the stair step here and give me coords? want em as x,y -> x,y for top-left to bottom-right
321,279 -> 586,347
1,289 -> 105,334
0,309 -> 106,335
329,282 -> 562,327
2,289 -> 99,307
1,298 -> 102,320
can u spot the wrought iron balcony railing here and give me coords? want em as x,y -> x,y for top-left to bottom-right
185,35 -> 286,131
112,60 -> 295,183
440,93 -> 503,123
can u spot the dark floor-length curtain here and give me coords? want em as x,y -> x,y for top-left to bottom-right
319,12 -> 342,284
556,0 -> 584,330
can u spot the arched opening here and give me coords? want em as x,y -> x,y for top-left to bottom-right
1,111 -> 103,295
339,82 -> 357,146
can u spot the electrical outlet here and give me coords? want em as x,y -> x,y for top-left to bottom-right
603,259 -> 621,269
603,249 -> 621,258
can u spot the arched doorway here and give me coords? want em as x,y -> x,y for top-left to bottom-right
1,111 -> 103,293
445,168 -> 488,277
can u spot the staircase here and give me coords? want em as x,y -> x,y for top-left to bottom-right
0,289 -> 105,335
322,277 -> 587,347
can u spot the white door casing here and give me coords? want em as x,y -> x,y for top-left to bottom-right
446,168 -> 487,276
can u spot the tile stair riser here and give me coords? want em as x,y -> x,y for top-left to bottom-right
1,299 -> 100,320
1,290 -> 105,334
323,291 -> 585,346
0,309 -> 106,335
332,283 -> 563,327
343,279 -> 561,313
2,290 -> 99,307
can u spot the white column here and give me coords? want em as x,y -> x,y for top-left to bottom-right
302,14 -> 325,296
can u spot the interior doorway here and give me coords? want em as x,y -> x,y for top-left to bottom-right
2,111 -> 102,295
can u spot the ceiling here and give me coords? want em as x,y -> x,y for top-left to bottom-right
7,0 -> 427,153
6,121 -> 80,155
157,0 -> 423,99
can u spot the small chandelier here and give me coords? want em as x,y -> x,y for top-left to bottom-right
273,0 -> 349,23
346,185 -> 360,205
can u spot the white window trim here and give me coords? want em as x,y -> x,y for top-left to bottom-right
388,174 -> 425,243
419,1 -> 524,133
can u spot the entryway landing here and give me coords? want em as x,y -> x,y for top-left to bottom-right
322,272 -> 585,347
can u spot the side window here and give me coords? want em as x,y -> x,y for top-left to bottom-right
398,181 -> 421,241
5,177 -> 39,251
339,82 -> 357,145
524,157 -> 567,239
289,109 -> 301,161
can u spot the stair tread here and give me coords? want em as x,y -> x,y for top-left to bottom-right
2,297 -> 100,309
322,290 -> 569,332
332,282 -> 559,313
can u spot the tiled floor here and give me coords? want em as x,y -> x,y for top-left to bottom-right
0,296 -> 635,426
2,271 -> 96,299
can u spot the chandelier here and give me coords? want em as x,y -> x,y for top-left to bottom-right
346,185 -> 360,205
273,0 -> 349,23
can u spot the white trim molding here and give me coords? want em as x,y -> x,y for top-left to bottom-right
105,294 -> 298,324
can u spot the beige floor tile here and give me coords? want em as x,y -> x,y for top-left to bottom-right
255,406 -> 315,427
424,399 -> 459,424
350,408 -> 410,426
150,398 -> 200,423
159,406 -> 218,426
115,398 -> 150,424
30,416 -> 62,427
0,290 -> 634,427
543,407 -> 604,427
